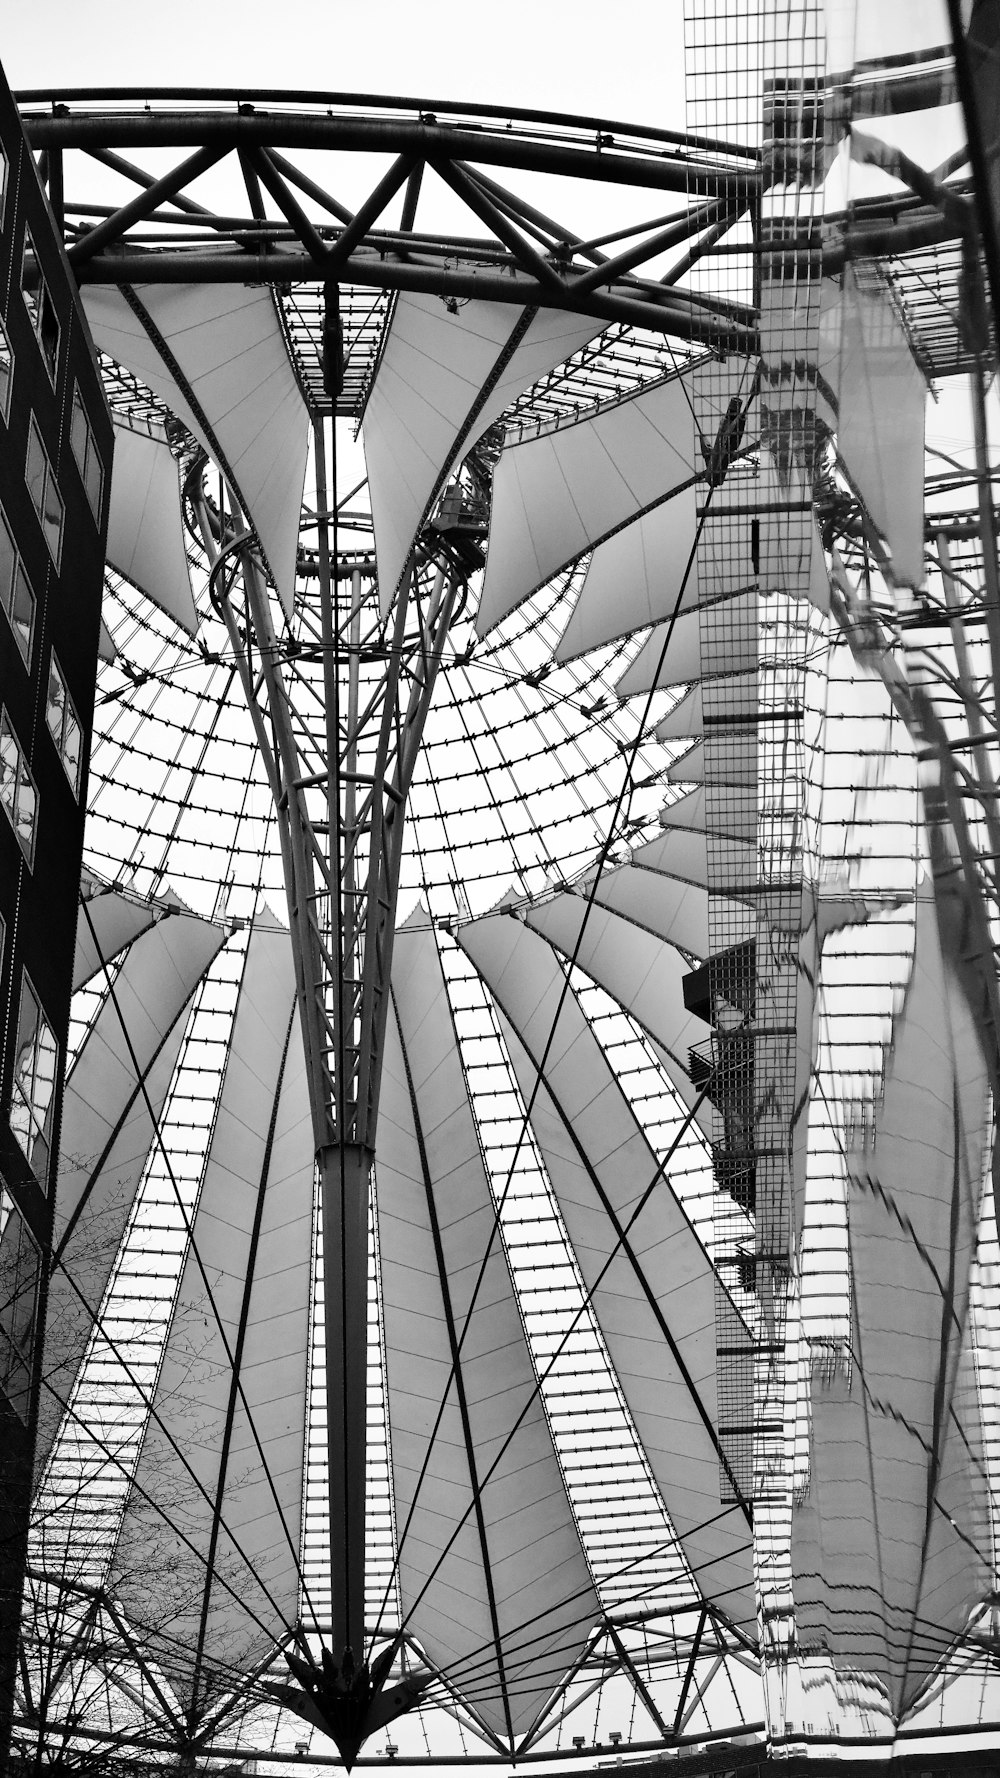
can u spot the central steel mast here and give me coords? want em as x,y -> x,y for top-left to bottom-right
191,414 -> 462,1755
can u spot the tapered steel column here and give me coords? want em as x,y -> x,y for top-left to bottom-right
193,434 -> 459,1681
321,1139 -> 373,1663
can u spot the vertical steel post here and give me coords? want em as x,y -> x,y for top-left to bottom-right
320,1138 -> 372,1665
192,436 -> 460,1730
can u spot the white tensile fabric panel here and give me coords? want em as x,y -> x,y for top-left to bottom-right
847,108 -> 966,188
657,684 -> 704,740
378,915 -> 598,1741
106,418 -> 198,634
578,859 -> 752,958
631,826 -> 758,898
554,485 -> 700,663
523,894 -> 714,1140
459,911 -> 756,1631
615,593 -> 758,696
614,513 -> 827,699
113,924 -> 312,1705
659,784 -> 757,844
364,296 -> 600,612
759,508 -> 830,613
475,309 -> 605,443
824,0 -> 948,77
37,909 -> 226,1473
82,285 -> 309,615
667,743 -> 704,785
667,735 -> 761,793
645,804 -> 808,929
656,682 -> 760,749
820,271 -> 926,585
477,359 -> 750,637
838,270 -> 926,585
74,881 -> 157,991
98,618 -> 116,664
792,888 -> 989,1715
616,607 -> 705,695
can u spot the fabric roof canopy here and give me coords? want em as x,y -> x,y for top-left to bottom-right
457,909 -> 757,1634
378,913 -> 600,1741
819,272 -> 927,587
18,8 -> 1000,1764
522,892 -> 716,1139
82,284 -> 310,615
110,922 -> 313,1712
363,295 -> 602,613
105,416 -> 199,635
73,875 -> 158,993
792,888 -> 990,1716
37,900 -> 227,1475
476,358 -> 752,638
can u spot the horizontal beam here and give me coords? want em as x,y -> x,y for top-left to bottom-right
7,1713 -> 771,1767
22,109 -> 751,197
67,142 -> 226,266
66,246 -> 758,348
15,86 -> 762,165
823,205 -> 964,272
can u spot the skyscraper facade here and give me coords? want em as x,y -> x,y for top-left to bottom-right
0,64 -> 111,1758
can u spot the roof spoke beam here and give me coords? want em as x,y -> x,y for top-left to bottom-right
672,1604 -> 708,1737
22,106 -> 748,197
460,164 -> 573,256
67,142 -> 228,266
398,159 -> 424,235
433,157 -> 566,293
245,144 -> 333,265
605,1620 -> 672,1739
69,245 -> 755,347
82,141 -> 218,215
568,194 -> 734,298
265,143 -> 354,224
323,151 -> 418,279
237,145 -> 267,222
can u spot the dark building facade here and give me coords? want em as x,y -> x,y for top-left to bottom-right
0,66 -> 112,1758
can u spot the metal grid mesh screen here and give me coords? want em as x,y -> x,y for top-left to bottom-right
684,3 -> 824,1554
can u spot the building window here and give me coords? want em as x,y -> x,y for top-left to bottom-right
69,384 -> 105,524
0,710 -> 37,866
10,975 -> 58,1186
25,415 -> 63,569
0,508 -> 35,666
46,653 -> 82,798
0,312 -> 11,424
0,1189 -> 40,1422
21,226 -> 61,385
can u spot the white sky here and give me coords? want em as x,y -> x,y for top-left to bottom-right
2,0 -> 689,133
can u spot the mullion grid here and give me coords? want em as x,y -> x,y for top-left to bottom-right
685,0 -> 765,1524
684,0 -> 825,1644
755,0 -> 825,1680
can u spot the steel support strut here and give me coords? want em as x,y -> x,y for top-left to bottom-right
191,431 -> 458,1759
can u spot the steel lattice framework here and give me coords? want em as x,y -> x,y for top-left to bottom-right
9,8 -> 1000,1772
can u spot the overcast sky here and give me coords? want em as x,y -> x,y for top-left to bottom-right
3,1 -> 688,132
